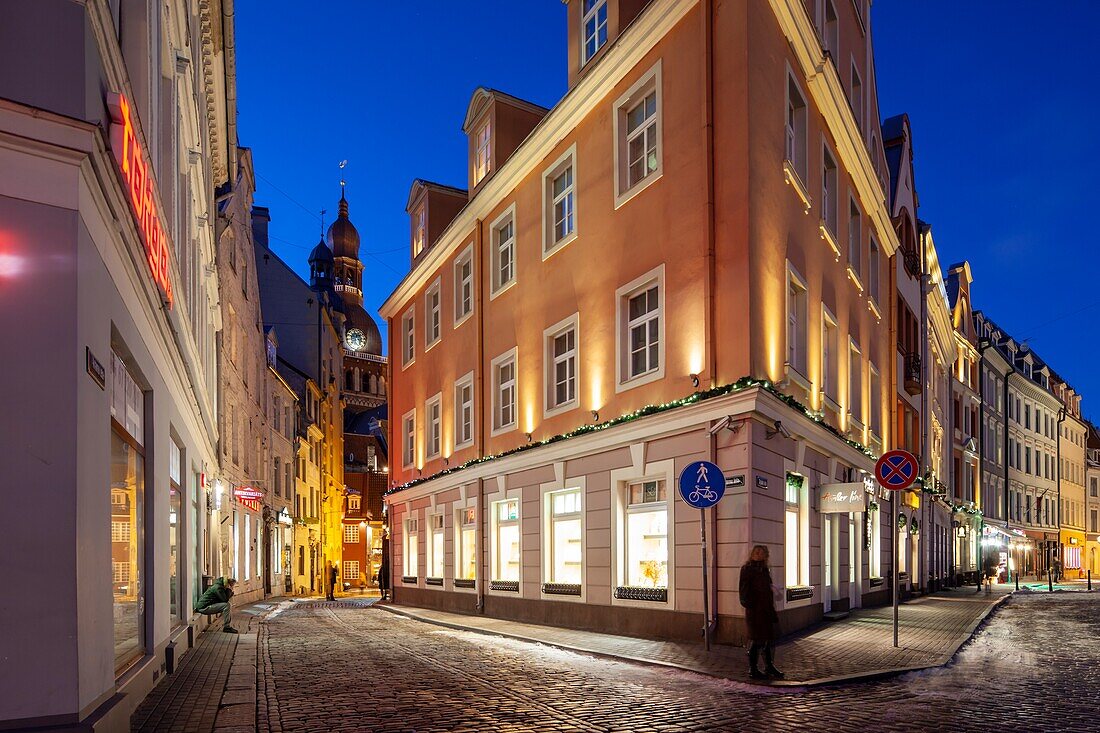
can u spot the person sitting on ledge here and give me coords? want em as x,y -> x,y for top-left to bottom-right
196,577 -> 238,633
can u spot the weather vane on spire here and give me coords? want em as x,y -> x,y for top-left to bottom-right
339,160 -> 348,194
320,208 -> 326,238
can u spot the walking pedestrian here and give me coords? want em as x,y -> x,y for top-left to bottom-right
378,540 -> 391,601
326,562 -> 338,601
195,577 -> 238,633
739,545 -> 783,680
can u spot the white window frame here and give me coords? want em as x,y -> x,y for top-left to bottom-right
848,338 -> 863,430
615,264 -> 665,393
343,524 -> 360,544
412,205 -> 426,258
425,277 -> 442,350
401,307 -> 415,369
454,504 -> 478,585
542,144 -> 578,259
785,262 -> 809,384
821,141 -> 839,239
847,193 -> 863,288
783,471 -> 810,591
581,0 -> 608,66
403,514 -> 419,581
613,61 -> 663,208
543,313 -> 580,418
343,560 -> 360,584
821,306 -> 839,408
474,119 -> 492,185
402,409 -> 416,469
849,57 -> 863,131
868,234 -> 881,306
490,497 -> 522,585
454,371 -> 475,452
869,363 -> 882,438
491,348 -> 518,436
425,393 -> 442,460
784,66 -> 809,191
489,203 -> 517,299
610,459 -> 676,608
540,479 -> 587,602
453,243 -> 475,328
427,512 -> 445,582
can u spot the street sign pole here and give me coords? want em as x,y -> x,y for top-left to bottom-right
892,492 -> 899,648
678,460 -> 726,654
700,508 -> 710,651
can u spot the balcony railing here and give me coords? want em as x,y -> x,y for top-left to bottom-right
904,352 -> 922,395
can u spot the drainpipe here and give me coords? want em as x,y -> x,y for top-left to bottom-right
703,0 -> 719,640
1003,371 -> 1011,568
474,217 -> 487,615
221,0 -> 239,179
1057,406 -> 1066,579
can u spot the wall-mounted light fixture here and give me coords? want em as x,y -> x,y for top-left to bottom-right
525,433 -> 533,443
591,410 -> 600,422
690,373 -> 700,388
443,457 -> 449,466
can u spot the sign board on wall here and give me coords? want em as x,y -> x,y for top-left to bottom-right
234,486 -> 264,512
818,482 -> 866,513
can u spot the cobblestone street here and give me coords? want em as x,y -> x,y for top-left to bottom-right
252,593 -> 1099,733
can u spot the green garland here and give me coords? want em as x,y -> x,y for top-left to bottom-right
386,376 -> 877,496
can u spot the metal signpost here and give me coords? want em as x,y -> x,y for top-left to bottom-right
678,460 -> 726,651
874,449 -> 918,649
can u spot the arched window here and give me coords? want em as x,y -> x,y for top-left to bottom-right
345,370 -> 354,390
369,374 -> 377,394
379,376 -> 386,396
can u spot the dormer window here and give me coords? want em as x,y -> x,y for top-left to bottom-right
412,205 -> 426,257
474,121 -> 492,185
582,0 -> 608,65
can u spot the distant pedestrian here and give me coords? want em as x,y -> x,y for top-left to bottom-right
195,577 -> 238,633
739,545 -> 783,680
378,540 -> 390,601
326,562 -> 338,601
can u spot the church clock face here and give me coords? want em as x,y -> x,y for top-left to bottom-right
345,328 -> 366,352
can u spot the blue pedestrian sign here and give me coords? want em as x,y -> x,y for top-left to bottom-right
678,461 -> 726,509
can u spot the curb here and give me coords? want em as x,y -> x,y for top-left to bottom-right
375,592 -> 1013,688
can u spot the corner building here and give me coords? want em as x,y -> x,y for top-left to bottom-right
383,0 -> 899,642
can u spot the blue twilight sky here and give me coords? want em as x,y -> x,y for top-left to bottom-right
236,1 -> 1099,418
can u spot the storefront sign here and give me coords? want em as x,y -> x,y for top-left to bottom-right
234,486 -> 264,512
106,92 -> 173,309
277,507 -> 294,526
86,347 -> 105,390
818,482 -> 866,513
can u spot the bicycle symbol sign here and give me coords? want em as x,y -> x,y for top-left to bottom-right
678,461 -> 726,509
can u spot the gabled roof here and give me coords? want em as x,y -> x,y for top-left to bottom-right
462,87 -> 549,134
405,178 -> 469,213
881,113 -> 910,210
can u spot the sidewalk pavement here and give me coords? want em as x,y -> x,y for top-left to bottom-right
380,584 -> 1015,687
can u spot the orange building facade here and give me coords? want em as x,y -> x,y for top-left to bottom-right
381,0 -> 900,641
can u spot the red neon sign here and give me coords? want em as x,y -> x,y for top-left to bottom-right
107,92 -> 173,309
234,486 -> 264,512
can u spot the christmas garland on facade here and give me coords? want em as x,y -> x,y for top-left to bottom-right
385,376 -> 877,496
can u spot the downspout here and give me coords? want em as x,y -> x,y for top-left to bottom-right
703,0 -> 718,637
1057,406 -> 1066,575
1003,371 -> 1012,576
221,0 -> 239,179
919,258 -> 930,587
474,218 -> 487,614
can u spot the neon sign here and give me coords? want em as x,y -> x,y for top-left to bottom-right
234,486 -> 264,512
107,92 -> 173,309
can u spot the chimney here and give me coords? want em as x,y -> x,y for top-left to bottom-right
251,206 -> 271,249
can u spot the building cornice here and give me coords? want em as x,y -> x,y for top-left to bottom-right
767,0 -> 899,259
379,0 -> 700,318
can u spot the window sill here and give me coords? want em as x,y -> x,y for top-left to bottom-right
489,279 -> 516,302
425,577 -> 444,587
490,422 -> 518,438
401,576 -> 418,585
614,171 -> 663,211
543,398 -> 579,421
453,310 -> 474,331
542,582 -> 582,596
424,338 -> 441,354
784,363 -> 811,392
867,297 -> 882,321
785,585 -> 814,602
819,222 -> 841,261
614,586 -> 667,603
783,160 -> 812,213
400,357 -> 415,372
846,265 -> 864,293
542,231 -> 578,262
489,580 -> 520,592
453,578 -> 476,589
615,366 -> 665,395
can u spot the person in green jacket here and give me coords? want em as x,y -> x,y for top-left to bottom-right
196,577 -> 238,633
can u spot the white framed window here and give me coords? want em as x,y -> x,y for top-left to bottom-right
822,0 -> 839,58
425,278 -> 441,349
402,409 -> 416,469
822,143 -> 838,236
614,61 -> 663,207
343,560 -> 359,583
491,348 -> 518,435
848,339 -> 863,428
401,307 -> 415,368
474,120 -> 492,185
616,265 -> 665,392
453,243 -> 474,327
426,393 -> 442,460
868,235 -> 881,304
869,363 -> 882,437
784,472 -> 808,587
624,480 -> 668,588
403,516 -> 419,578
343,524 -> 360,544
545,488 -> 583,585
113,561 -> 130,584
349,495 -> 361,511
544,314 -> 579,416
454,372 -> 475,451
581,0 -> 608,65
428,513 -> 445,580
822,307 -> 839,406
489,204 -> 516,297
412,205 -> 426,257
786,264 -> 809,379
850,60 -> 863,131
785,71 -> 808,184
111,521 -> 131,542
455,506 -> 477,582
848,195 -> 862,278
542,144 -> 578,258
491,499 -> 521,582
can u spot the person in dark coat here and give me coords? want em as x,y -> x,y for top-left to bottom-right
326,562 -> 338,601
378,538 -> 391,601
195,577 -> 238,633
739,545 -> 783,679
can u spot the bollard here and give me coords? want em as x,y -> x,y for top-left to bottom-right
1015,572 -> 1019,591
1048,567 -> 1054,593
1089,570 -> 1093,592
